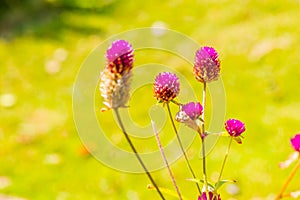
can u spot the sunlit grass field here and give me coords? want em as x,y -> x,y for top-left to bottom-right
1,0 -> 300,199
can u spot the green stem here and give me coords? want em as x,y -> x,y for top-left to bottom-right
217,137 -> 233,184
171,99 -> 182,106
166,103 -> 201,195
201,81 -> 209,199
152,121 -> 183,200
201,136 -> 208,194
275,156 -> 300,200
114,109 -> 166,200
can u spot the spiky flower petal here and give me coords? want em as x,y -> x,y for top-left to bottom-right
291,134 -> 300,152
100,40 -> 134,111
153,72 -> 180,103
225,119 -> 245,137
194,46 -> 220,83
176,102 -> 203,131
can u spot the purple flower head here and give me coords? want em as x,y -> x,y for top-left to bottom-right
194,46 -> 220,83
100,40 -> 134,111
106,40 -> 134,75
181,102 -> 203,120
198,192 -> 221,200
153,72 -> 180,102
175,102 -> 203,131
290,134 -> 300,152
225,119 -> 245,137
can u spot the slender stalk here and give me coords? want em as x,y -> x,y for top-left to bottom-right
114,109 -> 165,200
152,121 -> 183,200
201,81 -> 209,199
166,102 -> 201,195
217,137 -> 233,183
171,99 -> 182,106
275,157 -> 300,200
201,136 -> 209,199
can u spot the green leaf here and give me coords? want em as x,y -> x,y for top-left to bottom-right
215,179 -> 236,190
186,178 -> 214,189
233,136 -> 243,144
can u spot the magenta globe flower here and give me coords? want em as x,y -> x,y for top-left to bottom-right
290,134 -> 300,152
175,102 -> 203,131
198,192 -> 221,200
182,102 -> 203,120
106,39 -> 134,74
194,46 -> 220,83
225,119 -> 245,137
153,72 -> 180,102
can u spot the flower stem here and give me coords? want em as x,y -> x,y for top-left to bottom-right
114,108 -> 166,200
217,137 -> 233,183
152,121 -> 183,200
171,99 -> 182,106
201,137 -> 208,189
275,156 -> 300,200
201,82 -> 209,199
166,102 -> 202,195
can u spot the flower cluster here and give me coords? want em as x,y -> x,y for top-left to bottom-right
98,39 -> 300,200
151,46 -> 245,200
99,41 -> 249,200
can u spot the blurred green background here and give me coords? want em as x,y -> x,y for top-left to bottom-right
1,0 -> 300,199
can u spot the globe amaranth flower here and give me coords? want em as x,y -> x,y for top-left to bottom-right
194,46 -> 220,83
290,134 -> 300,152
106,39 -> 134,74
99,40 -> 134,111
176,102 -> 203,131
225,119 -> 245,137
198,192 -> 221,200
153,72 -> 180,103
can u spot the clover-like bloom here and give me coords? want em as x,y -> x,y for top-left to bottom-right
153,72 -> 180,102
106,39 -> 134,74
290,134 -> 300,152
99,40 -> 134,111
225,119 -> 245,137
198,192 -> 221,200
176,102 -> 203,131
194,46 -> 220,83
182,102 -> 203,120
